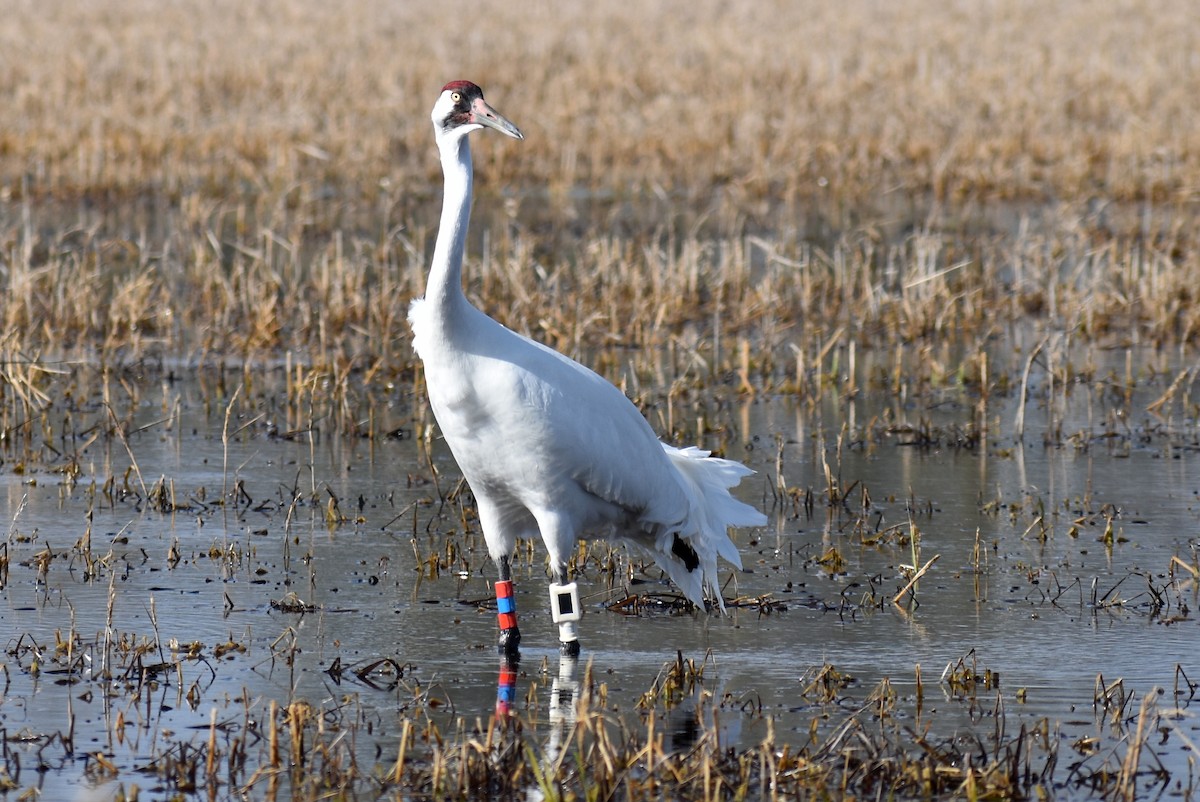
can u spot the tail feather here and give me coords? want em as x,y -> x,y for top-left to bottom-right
645,444 -> 767,611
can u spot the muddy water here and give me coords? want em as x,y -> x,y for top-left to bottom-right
2,350 -> 1198,799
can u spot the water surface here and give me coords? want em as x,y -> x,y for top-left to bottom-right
1,351 -> 1198,799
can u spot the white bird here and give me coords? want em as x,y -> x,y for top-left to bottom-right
409,81 -> 766,657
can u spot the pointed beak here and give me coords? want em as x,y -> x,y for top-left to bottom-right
470,96 -> 523,140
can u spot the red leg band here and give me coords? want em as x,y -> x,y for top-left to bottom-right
496,580 -> 518,631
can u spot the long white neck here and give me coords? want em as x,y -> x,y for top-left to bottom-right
425,133 -> 474,315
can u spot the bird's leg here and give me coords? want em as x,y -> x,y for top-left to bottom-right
495,556 -> 521,655
548,565 -> 581,658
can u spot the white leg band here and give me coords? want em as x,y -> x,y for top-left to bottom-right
549,581 -> 582,624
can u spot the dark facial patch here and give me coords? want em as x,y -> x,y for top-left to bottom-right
440,80 -> 484,130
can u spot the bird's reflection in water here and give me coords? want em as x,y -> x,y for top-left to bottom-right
495,655 -> 579,721
495,653 -> 579,768
493,653 -> 740,775
546,655 -> 579,766
663,687 -> 743,754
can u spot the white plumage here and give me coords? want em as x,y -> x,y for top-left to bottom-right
409,81 -> 766,656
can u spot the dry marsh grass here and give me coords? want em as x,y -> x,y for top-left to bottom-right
1,0 -> 1199,411
5,0 -> 1200,204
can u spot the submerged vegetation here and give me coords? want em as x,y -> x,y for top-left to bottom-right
3,415 -> 1199,800
4,629 -> 1196,800
1,358 -> 1197,799
3,0 -> 1200,799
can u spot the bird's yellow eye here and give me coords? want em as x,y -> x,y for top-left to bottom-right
450,91 -> 461,102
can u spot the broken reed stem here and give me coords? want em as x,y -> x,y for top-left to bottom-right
268,699 -> 280,769
1117,689 -> 1158,801
915,663 -> 924,721
206,706 -> 219,778
1170,555 -> 1199,579
221,382 -> 243,525
893,554 -> 941,604
104,402 -> 148,501
1014,337 -> 1049,443
389,719 -> 413,784
288,702 -> 306,767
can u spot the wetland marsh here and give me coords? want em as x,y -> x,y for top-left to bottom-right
2,354 -> 1199,800
3,0 -> 1200,798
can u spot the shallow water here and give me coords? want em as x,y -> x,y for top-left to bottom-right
1,350 -> 1199,799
